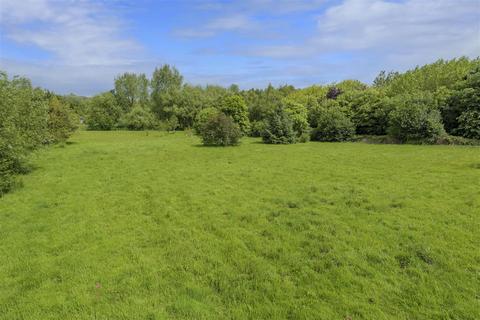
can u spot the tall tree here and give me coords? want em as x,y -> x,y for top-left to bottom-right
150,65 -> 183,120
114,73 -> 149,112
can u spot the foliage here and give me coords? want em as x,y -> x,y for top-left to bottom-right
219,95 -> 250,135
456,110 -> 480,139
118,105 -> 157,130
373,70 -> 400,87
326,86 -> 342,100
262,106 -> 297,144
384,57 -> 477,96
47,96 -> 78,143
86,92 -> 122,130
200,113 -> 242,146
387,93 -> 445,142
283,99 -> 310,141
311,107 -> 355,142
193,107 -> 220,134
249,120 -> 266,137
114,72 -> 149,112
443,65 -> 480,138
0,71 -> 78,195
349,89 -> 393,135
150,65 -> 183,120
243,84 -> 287,123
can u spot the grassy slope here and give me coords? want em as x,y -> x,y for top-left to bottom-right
0,131 -> 479,320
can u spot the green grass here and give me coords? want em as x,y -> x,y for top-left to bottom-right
0,131 -> 479,320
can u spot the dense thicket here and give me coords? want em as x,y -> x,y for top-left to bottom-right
0,71 -> 78,195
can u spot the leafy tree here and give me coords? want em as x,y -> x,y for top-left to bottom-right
384,57 -> 477,96
174,84 -> 208,129
119,105 -> 157,130
387,93 -> 445,142
243,84 -> 285,123
250,120 -> 266,137
443,65 -> 480,138
61,94 -> 88,118
456,110 -> 480,139
283,99 -> 309,141
47,96 -> 78,143
311,107 -> 355,142
219,95 -> 250,135
262,106 -> 296,144
114,72 -> 149,112
0,71 -> 49,195
151,65 -> 183,120
194,107 -> 220,134
200,113 -> 241,146
373,70 -> 400,87
349,89 -> 393,135
86,92 -> 122,130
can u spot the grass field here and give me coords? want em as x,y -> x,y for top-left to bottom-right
0,131 -> 479,319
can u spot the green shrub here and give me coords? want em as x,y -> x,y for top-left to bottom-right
349,90 -> 393,135
47,96 -> 78,143
387,94 -> 445,142
456,110 -> 480,139
262,106 -> 297,144
311,108 -> 355,142
219,95 -> 250,135
200,113 -> 241,146
284,99 -> 310,141
443,66 -> 480,138
86,92 -> 122,130
0,71 -> 54,196
119,105 -> 157,130
194,107 -> 220,134
249,120 -> 266,137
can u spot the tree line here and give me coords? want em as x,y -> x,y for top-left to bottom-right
82,57 -> 479,145
1,56 -> 479,194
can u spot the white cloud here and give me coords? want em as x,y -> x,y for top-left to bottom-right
0,0 -> 141,66
252,0 -> 480,64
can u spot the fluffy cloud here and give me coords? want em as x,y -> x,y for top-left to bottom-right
1,0 -> 141,66
253,0 -> 480,63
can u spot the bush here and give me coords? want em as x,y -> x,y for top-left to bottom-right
200,113 -> 242,146
86,92 -> 122,130
194,107 -> 220,134
249,120 -> 266,137
219,95 -> 250,135
119,105 -> 157,130
47,96 -> 78,143
284,99 -> 310,141
456,110 -> 480,139
0,72 -> 50,196
262,106 -> 297,144
443,66 -> 480,138
387,94 -> 445,142
349,90 -> 393,135
311,108 -> 355,142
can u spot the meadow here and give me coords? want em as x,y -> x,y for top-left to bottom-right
0,131 -> 479,319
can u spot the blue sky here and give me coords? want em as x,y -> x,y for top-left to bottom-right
0,0 -> 479,95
